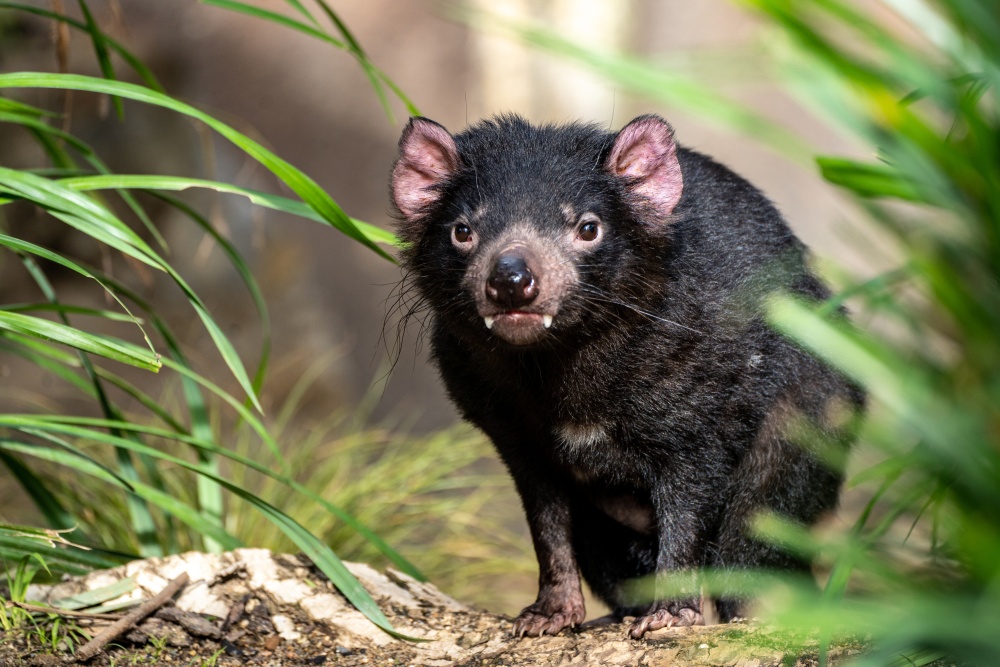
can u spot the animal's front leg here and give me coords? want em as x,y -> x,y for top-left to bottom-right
510,471 -> 585,637
628,485 -> 707,638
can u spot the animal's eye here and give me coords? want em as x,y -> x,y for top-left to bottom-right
453,223 -> 473,244
577,220 -> 599,242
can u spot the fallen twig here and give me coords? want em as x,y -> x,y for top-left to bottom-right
72,573 -> 189,663
220,593 -> 249,633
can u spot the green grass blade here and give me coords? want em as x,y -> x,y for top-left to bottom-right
0,72 -> 393,262
66,269 -> 286,470
147,196 -> 264,540
316,0 -> 393,122
0,176 -> 263,411
11,412 -> 422,579
0,438 -> 242,552
0,236 -> 156,351
0,451 -> 77,531
58,174 -> 398,246
0,533 -> 125,576
164,349 -> 287,458
23,123 -> 76,172
0,337 -> 98,396
11,327 -> 211,554
0,335 -> 187,434
278,0 -> 320,26
22,252 -> 178,556
0,423 -> 404,635
0,2 -> 164,91
187,300 -> 263,413
0,106 -> 170,250
151,192 -> 272,397
52,577 -> 136,610
0,523 -> 76,548
0,95 -> 55,117
767,295 -> 999,504
200,0 -> 345,47
0,311 -> 160,371
93,370 -> 189,435
317,0 -> 419,116
15,256 -> 166,558
142,199 -> 229,552
370,66 -> 421,117
77,0 -> 123,119
0,303 -> 137,323
0,73 -> 392,410
0,432 -> 136,496
0,168 -> 161,267
205,0 -> 418,119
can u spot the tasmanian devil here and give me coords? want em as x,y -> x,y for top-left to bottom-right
389,114 -> 863,638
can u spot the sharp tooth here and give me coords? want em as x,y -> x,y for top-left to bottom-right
543,315 -> 553,329
484,316 -> 494,330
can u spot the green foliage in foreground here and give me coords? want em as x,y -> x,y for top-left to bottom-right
0,0 -> 417,638
505,0 -> 1000,664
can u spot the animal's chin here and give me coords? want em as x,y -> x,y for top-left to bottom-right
486,311 -> 552,346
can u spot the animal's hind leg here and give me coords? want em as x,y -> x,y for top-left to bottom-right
570,502 -> 658,618
710,438 -> 840,622
709,520 -> 813,622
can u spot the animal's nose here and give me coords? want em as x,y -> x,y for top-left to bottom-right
486,252 -> 538,309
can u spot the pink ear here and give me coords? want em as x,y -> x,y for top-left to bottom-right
606,115 -> 683,217
391,117 -> 459,221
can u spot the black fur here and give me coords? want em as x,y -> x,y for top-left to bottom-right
390,114 -> 864,637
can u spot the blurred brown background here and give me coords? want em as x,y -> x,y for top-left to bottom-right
0,0 -> 875,429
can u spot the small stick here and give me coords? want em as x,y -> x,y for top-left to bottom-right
6,600 -> 123,621
73,573 -> 189,663
220,594 -> 249,633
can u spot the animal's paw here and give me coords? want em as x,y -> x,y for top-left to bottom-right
627,603 -> 704,639
512,596 -> 586,637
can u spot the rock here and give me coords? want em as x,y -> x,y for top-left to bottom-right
155,606 -> 222,638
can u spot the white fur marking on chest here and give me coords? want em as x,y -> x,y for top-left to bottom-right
555,422 -> 608,450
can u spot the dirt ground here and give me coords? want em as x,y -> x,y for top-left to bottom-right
1,549 -> 868,666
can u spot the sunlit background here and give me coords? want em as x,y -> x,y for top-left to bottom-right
0,0 -> 901,615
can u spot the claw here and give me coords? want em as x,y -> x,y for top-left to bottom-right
629,604 -> 703,638
512,599 -> 586,638
669,607 -> 704,627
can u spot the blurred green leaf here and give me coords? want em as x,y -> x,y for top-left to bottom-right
817,157 -> 925,202
460,3 -> 811,163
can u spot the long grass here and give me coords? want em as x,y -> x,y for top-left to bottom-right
0,0 -> 418,637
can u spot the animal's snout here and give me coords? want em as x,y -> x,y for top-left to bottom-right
486,251 -> 539,309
